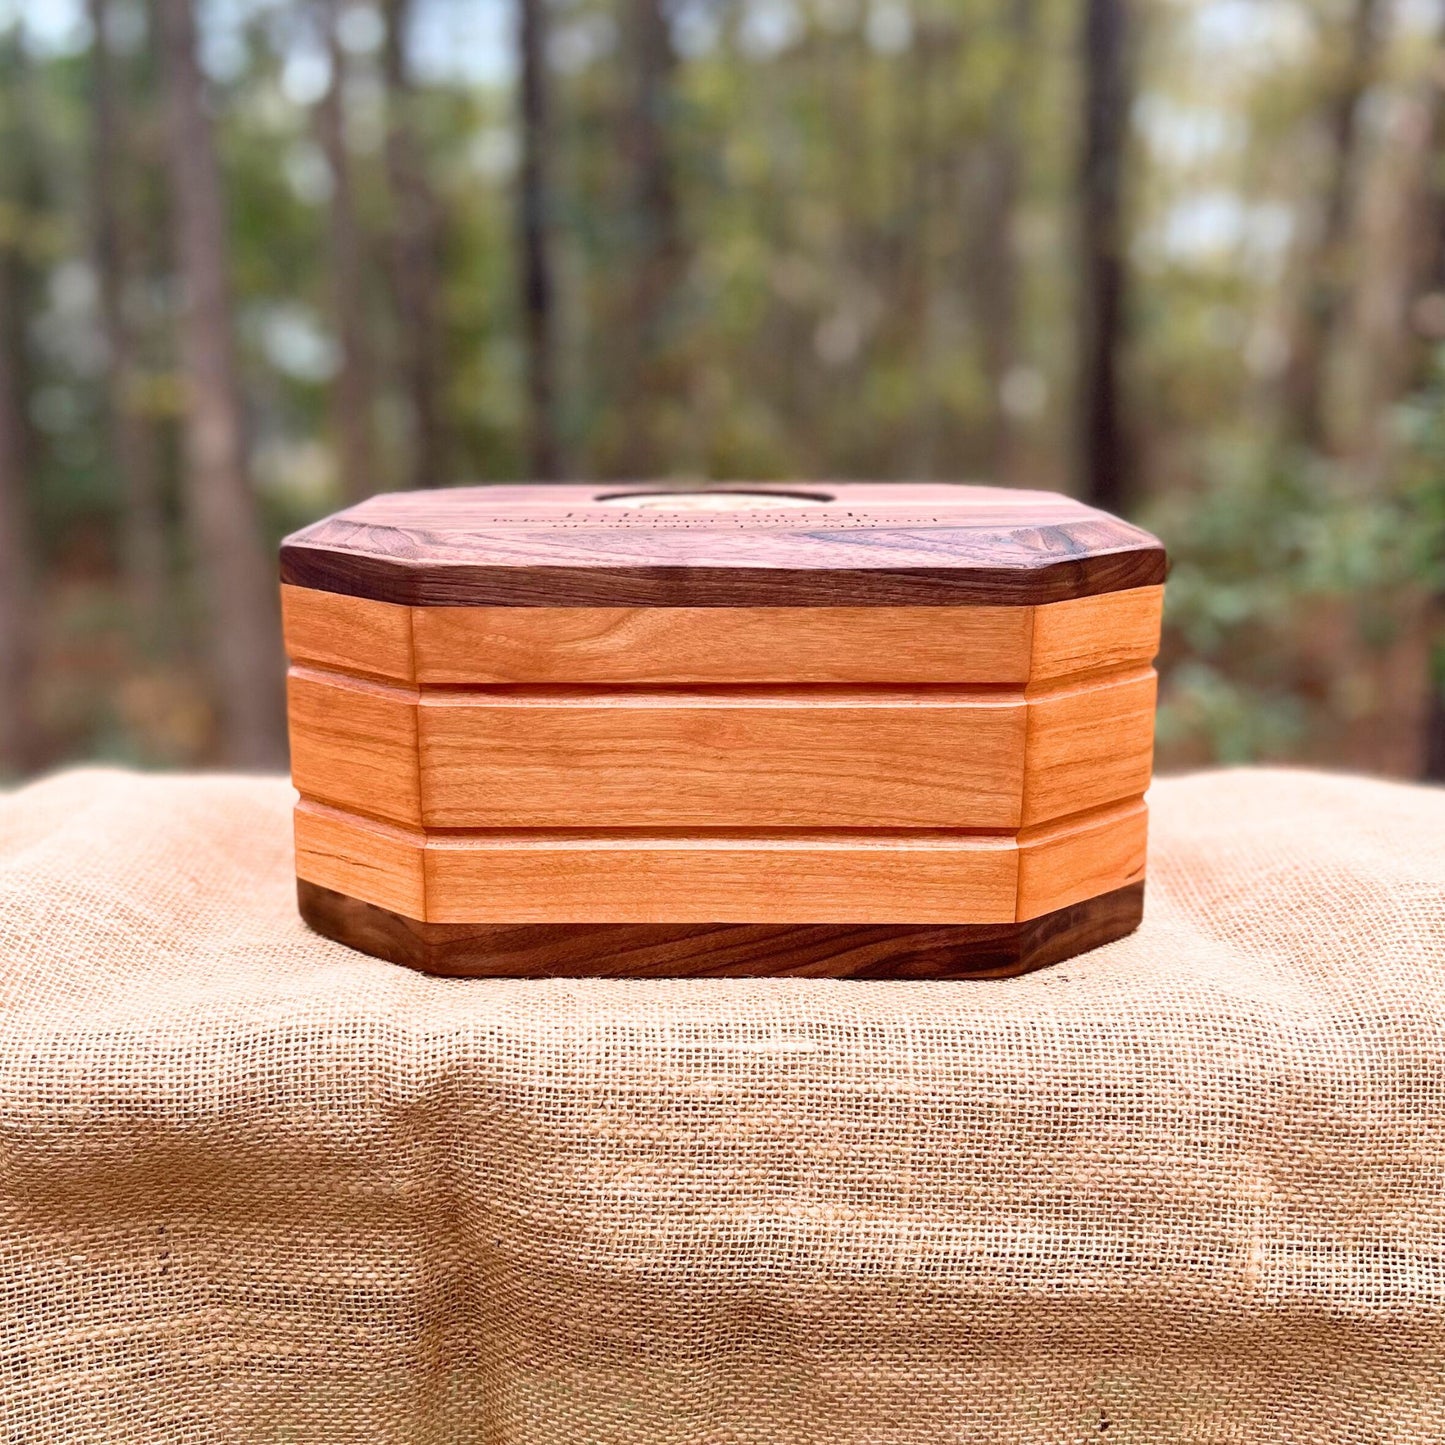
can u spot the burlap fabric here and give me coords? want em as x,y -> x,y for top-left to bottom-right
1,767 -> 1443,1442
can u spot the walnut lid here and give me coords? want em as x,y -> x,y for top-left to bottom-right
280,482 -> 1165,607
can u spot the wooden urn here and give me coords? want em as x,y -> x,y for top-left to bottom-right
281,483 -> 1166,978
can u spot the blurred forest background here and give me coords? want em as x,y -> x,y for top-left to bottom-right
0,0 -> 1442,777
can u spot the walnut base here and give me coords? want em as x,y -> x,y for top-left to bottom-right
297,879 -> 1144,979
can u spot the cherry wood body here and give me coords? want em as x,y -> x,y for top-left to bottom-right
282,579 -> 1164,686
292,795 -> 1148,925
281,483 -> 1165,977
286,666 -> 1156,831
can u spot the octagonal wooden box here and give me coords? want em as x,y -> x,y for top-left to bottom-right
281,483 -> 1165,979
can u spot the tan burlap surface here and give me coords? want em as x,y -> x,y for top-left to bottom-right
1,767 -> 1444,1442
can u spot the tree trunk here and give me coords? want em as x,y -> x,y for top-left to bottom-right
1426,628 -> 1445,782
0,233 -> 37,777
1280,0 -> 1385,451
977,0 -> 1032,485
1076,0 -> 1131,512
90,0 -> 167,640
902,18 -> 941,480
316,0 -> 379,502
619,0 -> 684,478
1414,30 -> 1445,781
0,31 -> 41,776
518,0 -> 561,480
156,0 -> 287,769
381,0 -> 450,490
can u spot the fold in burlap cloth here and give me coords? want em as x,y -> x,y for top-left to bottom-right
2,768 -> 1444,1442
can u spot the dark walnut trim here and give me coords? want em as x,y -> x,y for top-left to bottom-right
297,880 -> 1145,979
279,540 -> 1165,608
279,484 -> 1166,608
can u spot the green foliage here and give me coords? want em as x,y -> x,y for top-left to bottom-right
0,0 -> 1440,773
1149,438 -> 1420,764
1396,350 -> 1445,705
1397,350 -> 1445,593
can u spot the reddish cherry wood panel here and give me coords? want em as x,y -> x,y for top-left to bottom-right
1015,798 -> 1148,920
418,829 -> 1021,925
280,584 -> 414,682
416,686 -> 1029,830
1020,668 -> 1156,827
1028,585 -> 1164,685
291,794 -> 1145,925
287,663 -> 1154,833
281,582 -> 1165,686
287,668 -> 423,827
408,602 -> 1037,685
292,797 -> 427,919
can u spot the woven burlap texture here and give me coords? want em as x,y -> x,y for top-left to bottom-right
1,767 -> 1443,1443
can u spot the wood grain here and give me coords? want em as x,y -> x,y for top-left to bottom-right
287,668 -> 422,826
280,483 -> 1166,608
293,800 -> 427,919
1016,798 -> 1148,920
296,878 -> 1145,978
417,686 -> 1027,829
421,828 -> 1022,923
281,584 -> 414,682
408,602 -> 1035,684
1029,585 -> 1163,684
1019,668 -> 1157,827
287,665 -> 1157,832
292,793 -> 1146,926
280,582 -> 1164,686
293,799 -> 1020,923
